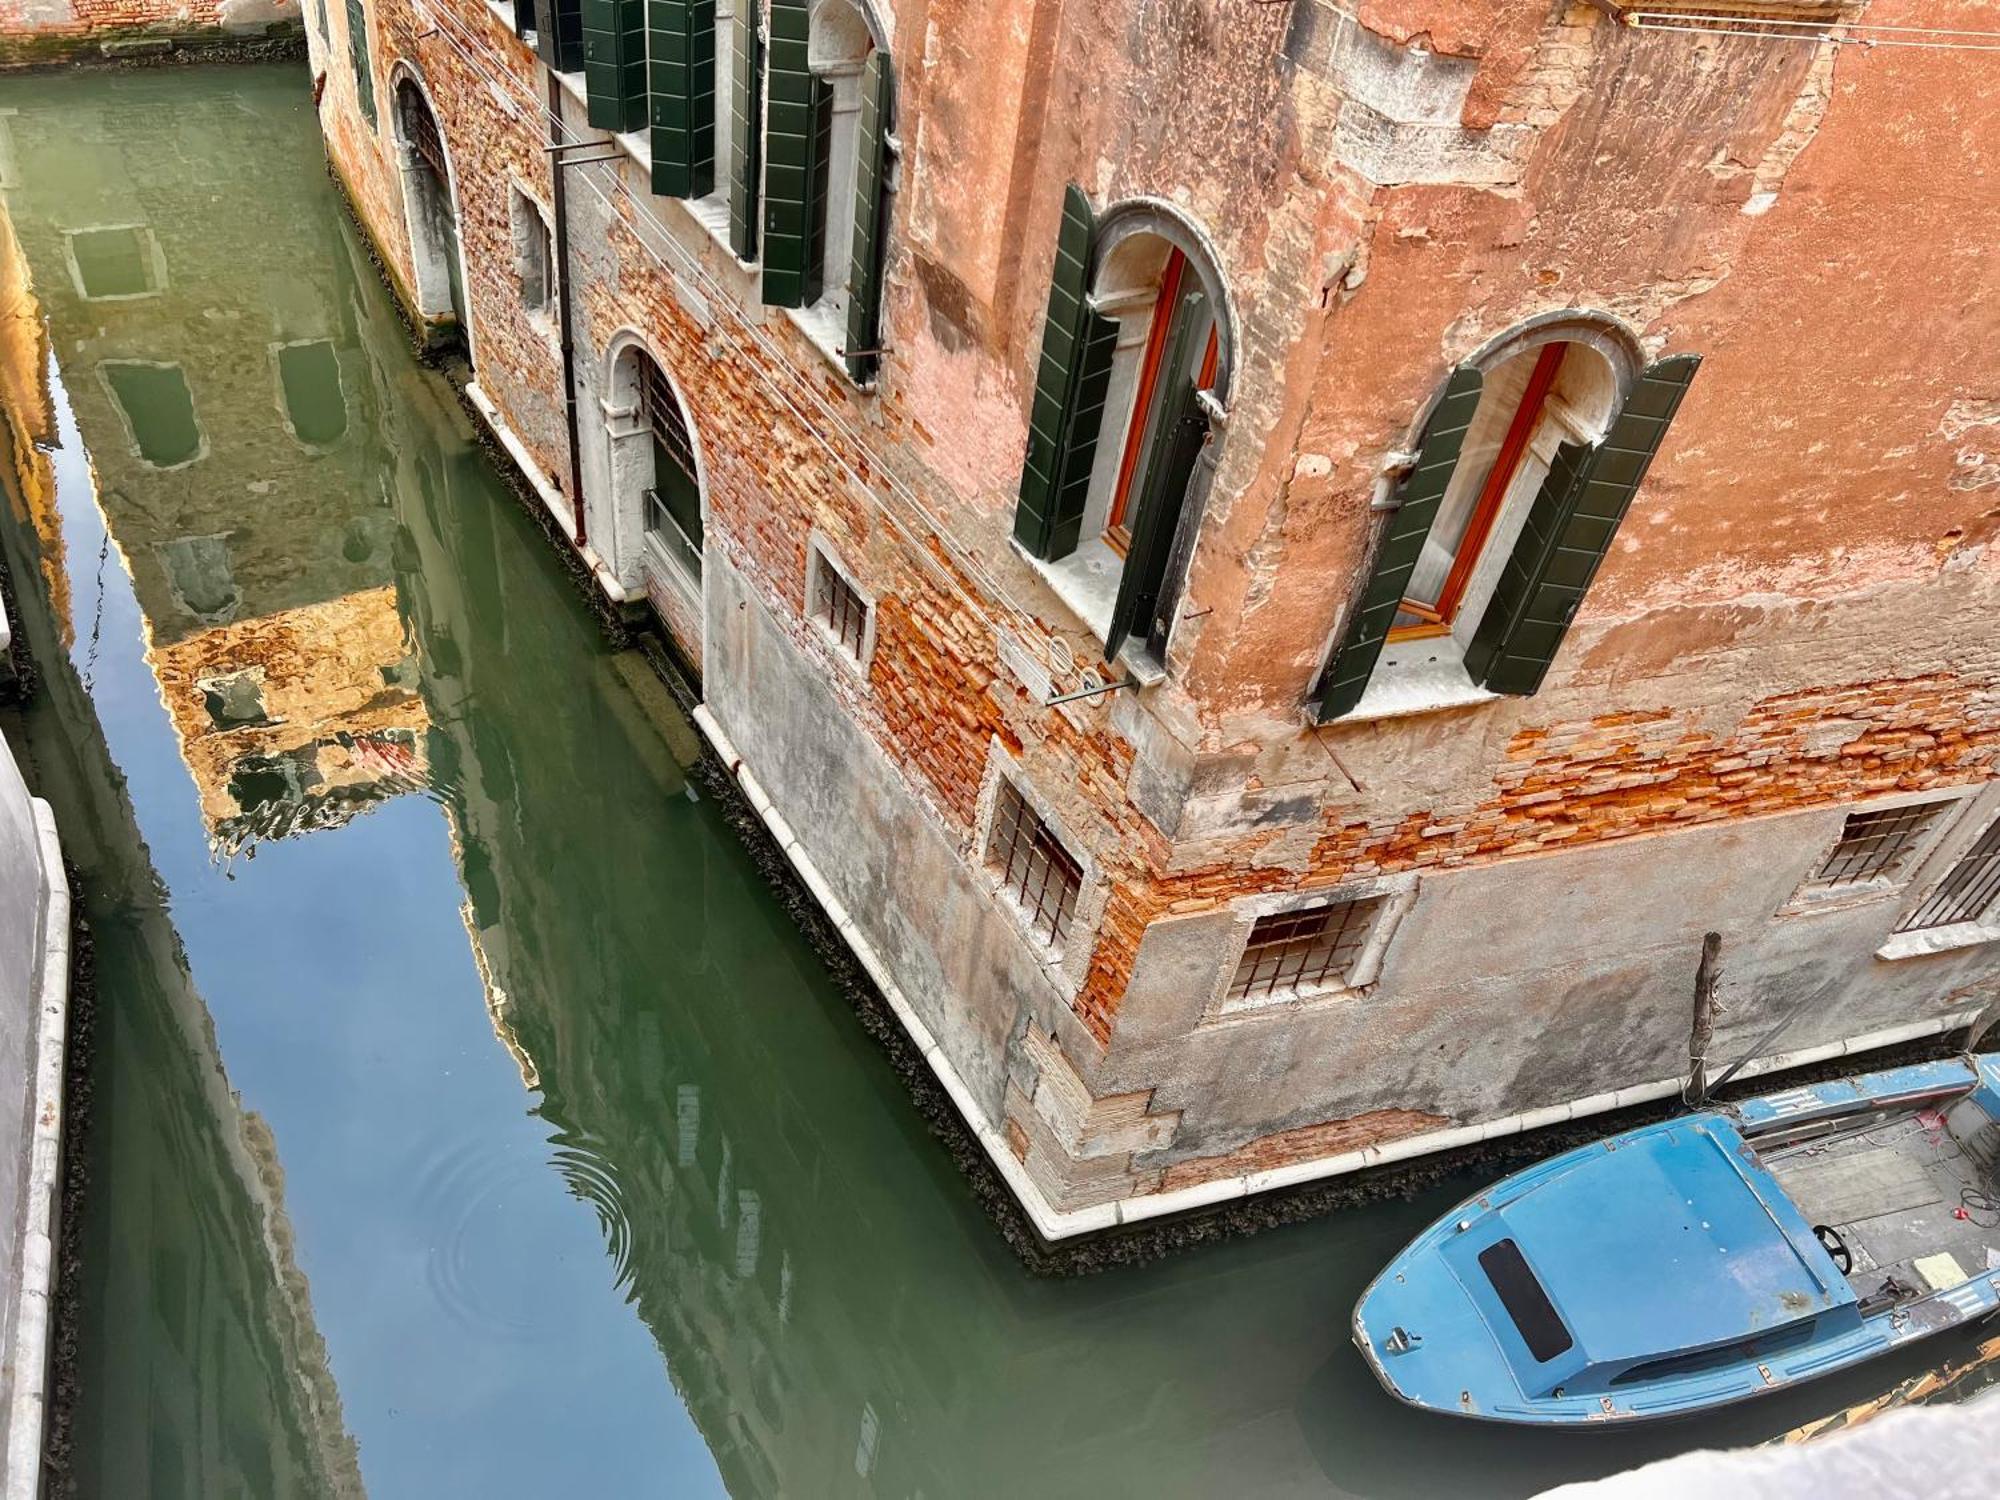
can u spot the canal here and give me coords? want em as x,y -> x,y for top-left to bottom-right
0,65 -> 1987,1500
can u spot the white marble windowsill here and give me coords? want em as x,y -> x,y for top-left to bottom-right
1010,536 -> 1167,689
782,300 -> 871,389
1338,660 -> 1499,724
1876,920 -> 2000,962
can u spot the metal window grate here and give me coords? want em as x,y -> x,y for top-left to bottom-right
988,781 -> 1083,951
812,554 -> 869,660
1807,802 -> 1951,891
636,357 -> 698,486
1896,816 -> 2000,932
1228,898 -> 1382,1003
402,92 -> 449,183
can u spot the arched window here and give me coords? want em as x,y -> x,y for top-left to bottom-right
1013,188 -> 1232,669
1315,320 -> 1700,720
392,76 -> 470,359
761,0 -> 896,381
605,338 -> 706,594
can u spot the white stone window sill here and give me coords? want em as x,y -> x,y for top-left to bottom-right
1203,981 -> 1369,1029
1876,921 -> 2000,962
781,300 -> 872,391
1010,536 -> 1166,689
1779,882 -> 1903,920
1337,662 -> 1498,724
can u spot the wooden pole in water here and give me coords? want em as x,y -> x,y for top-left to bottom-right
1685,931 -> 1722,1107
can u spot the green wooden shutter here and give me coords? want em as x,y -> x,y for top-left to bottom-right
512,0 -> 532,42
649,0 -> 717,198
1105,286 -> 1212,664
1313,365 -> 1484,721
1465,353 -> 1701,696
843,51 -> 894,384
761,0 -> 830,308
537,0 -> 585,73
344,0 -> 377,128
583,0 -> 649,133
1013,185 -> 1116,561
727,7 -> 763,260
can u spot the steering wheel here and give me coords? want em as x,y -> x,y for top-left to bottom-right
1814,1224 -> 1853,1274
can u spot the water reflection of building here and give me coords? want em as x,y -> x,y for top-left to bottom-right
0,83 -> 426,853
0,269 -> 364,1500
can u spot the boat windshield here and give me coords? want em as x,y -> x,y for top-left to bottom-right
1607,1320 -> 1817,1387
1477,1238 -> 1574,1363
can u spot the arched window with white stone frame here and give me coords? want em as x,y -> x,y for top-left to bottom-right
602,335 -> 708,640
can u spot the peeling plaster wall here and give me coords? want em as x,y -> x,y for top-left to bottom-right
316,0 -> 2000,1218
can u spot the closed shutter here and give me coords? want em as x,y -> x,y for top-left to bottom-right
842,51 -> 894,384
761,0 -> 829,308
1313,365 -> 1483,721
583,0 -> 649,134
649,0 -> 717,199
1465,353 -> 1701,696
344,0 -> 377,127
537,0 -> 585,73
728,7 -> 763,261
1012,184 -> 1116,561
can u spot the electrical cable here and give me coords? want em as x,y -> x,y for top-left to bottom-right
1624,11 -> 2000,53
402,3 -> 1076,663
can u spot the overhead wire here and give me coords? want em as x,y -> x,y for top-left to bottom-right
1623,11 -> 2000,52
403,1 -> 1074,663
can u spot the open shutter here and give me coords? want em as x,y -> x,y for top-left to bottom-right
761,0 -> 829,308
344,0 -> 377,126
843,51 -> 894,384
728,6 -> 763,260
513,0 -> 533,41
1313,366 -> 1484,721
536,0 -> 585,73
649,1 -> 716,198
583,0 -> 649,132
1465,353 -> 1701,696
1012,185 -> 1116,561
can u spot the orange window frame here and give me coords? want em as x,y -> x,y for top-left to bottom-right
1387,341 -> 1567,642
1106,250 -> 1218,550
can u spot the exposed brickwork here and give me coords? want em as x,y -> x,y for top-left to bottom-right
1157,1108 -> 1449,1193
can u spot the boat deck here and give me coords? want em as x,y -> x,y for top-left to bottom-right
1764,1109 -> 2000,1307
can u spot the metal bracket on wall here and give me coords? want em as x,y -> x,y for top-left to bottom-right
1044,675 -> 1138,708
557,154 -> 625,169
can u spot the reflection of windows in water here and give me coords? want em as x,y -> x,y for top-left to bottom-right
102,362 -> 203,468
197,668 -> 271,730
67,225 -> 162,300
157,533 -> 239,623
276,340 -> 348,446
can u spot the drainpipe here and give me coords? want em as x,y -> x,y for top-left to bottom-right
546,72 -> 589,549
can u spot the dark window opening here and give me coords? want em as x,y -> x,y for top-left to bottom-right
636,355 -> 703,578
1229,898 -> 1382,1003
1808,802 -> 1951,891
811,553 -> 868,661
1478,1238 -> 1573,1364
69,226 -> 155,299
1898,816 -> 2000,931
104,362 -> 202,468
277,341 -> 347,446
989,781 -> 1083,953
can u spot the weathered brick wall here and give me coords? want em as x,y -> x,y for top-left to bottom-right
317,0 -> 2000,1202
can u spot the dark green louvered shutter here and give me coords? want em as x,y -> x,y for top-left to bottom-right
727,6 -> 763,260
344,0 -> 377,127
1313,365 -> 1484,720
843,51 -> 894,383
1105,285 -> 1212,664
762,0 -> 828,307
583,0 -> 648,133
1013,185 -> 1116,561
1465,353 -> 1701,696
649,0 -> 716,198
537,0 -> 584,72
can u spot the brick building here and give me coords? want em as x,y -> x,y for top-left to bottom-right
297,0 -> 2000,1239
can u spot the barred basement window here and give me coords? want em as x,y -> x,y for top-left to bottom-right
1896,816 -> 2000,932
809,545 -> 868,662
988,781 -> 1083,953
1805,801 -> 1953,893
1229,898 -> 1384,1004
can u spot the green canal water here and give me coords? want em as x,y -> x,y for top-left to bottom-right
0,65 -> 1987,1500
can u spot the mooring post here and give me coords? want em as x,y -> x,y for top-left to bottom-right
1685,931 -> 1722,1107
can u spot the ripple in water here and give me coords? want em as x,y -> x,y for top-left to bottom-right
413,1131 -> 631,1342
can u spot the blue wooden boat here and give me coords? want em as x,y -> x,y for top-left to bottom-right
1353,1054 -> 2000,1424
